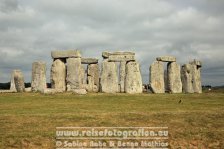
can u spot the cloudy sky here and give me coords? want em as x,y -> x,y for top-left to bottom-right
0,0 -> 223,86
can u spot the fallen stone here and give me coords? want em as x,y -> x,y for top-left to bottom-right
41,88 -> 64,94
125,61 -> 143,94
0,90 -> 16,93
31,61 -> 47,92
100,60 -> 119,93
181,64 -> 194,93
66,58 -> 82,90
81,58 -> 98,64
25,87 -> 32,92
51,59 -> 66,91
71,89 -> 87,95
156,56 -> 176,62
167,62 -> 182,93
149,61 -> 165,93
102,51 -> 135,58
51,50 -> 81,59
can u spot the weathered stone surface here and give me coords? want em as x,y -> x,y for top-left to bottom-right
149,61 -> 165,93
190,59 -> 202,67
51,50 -> 81,59
164,70 -> 168,92
100,60 -> 119,93
0,90 -> 16,93
181,64 -> 194,93
167,62 -> 182,93
12,70 -> 25,92
102,51 -> 135,58
81,58 -> 98,64
119,61 -> 126,93
51,59 -> 66,91
156,56 -> 176,62
108,55 -> 135,62
80,65 -> 87,85
10,71 -> 17,92
125,61 -> 143,94
25,87 -> 32,92
191,64 -> 202,93
71,89 -> 87,95
42,89 -> 64,94
66,58 -> 82,90
87,64 -> 100,92
31,61 -> 47,92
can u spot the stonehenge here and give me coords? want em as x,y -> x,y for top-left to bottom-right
1,50 -> 203,95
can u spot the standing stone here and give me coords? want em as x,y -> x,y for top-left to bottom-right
181,64 -> 194,93
100,60 -> 119,93
191,64 -> 202,93
167,62 -> 182,93
31,61 -> 47,92
80,65 -> 86,85
66,58 -> 82,90
164,70 -> 168,92
10,71 -> 17,92
125,61 -> 143,94
119,61 -> 126,93
51,59 -> 66,91
150,61 -> 165,93
87,64 -> 99,92
12,70 -> 25,92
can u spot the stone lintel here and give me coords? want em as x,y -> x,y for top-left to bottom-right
156,56 -> 176,62
51,50 -> 81,59
108,55 -> 135,62
81,58 -> 98,64
102,51 -> 135,58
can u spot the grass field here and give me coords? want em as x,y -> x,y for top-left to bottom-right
0,91 -> 223,148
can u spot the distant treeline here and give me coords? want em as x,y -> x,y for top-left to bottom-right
0,83 -> 51,90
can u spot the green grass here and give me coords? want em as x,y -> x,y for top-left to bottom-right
0,92 -> 223,148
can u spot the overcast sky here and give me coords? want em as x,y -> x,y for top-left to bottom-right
0,0 -> 224,86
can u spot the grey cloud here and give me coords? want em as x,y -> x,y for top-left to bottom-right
0,0 -> 223,86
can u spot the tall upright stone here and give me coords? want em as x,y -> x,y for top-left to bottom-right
164,70 -> 168,92
167,62 -> 182,93
10,71 -> 17,92
100,60 -> 119,93
125,61 -> 142,94
51,59 -> 66,91
66,58 -> 82,90
87,64 -> 99,92
12,70 -> 25,92
31,61 -> 47,92
191,64 -> 202,93
119,61 -> 126,93
181,64 -> 194,93
80,65 -> 86,85
150,61 -> 165,93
